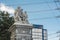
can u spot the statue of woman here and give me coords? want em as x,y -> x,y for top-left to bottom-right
22,11 -> 29,24
14,7 -> 22,22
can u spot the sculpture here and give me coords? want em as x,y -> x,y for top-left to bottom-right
14,7 -> 21,22
14,7 -> 29,24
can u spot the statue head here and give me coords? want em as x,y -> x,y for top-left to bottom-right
20,9 -> 23,12
17,6 -> 21,9
25,11 -> 27,14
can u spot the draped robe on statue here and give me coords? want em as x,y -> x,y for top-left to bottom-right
14,7 -> 29,24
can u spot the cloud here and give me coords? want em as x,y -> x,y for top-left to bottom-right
0,3 -> 15,14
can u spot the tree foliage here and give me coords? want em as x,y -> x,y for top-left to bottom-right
0,11 -> 14,40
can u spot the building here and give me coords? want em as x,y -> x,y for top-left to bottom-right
32,24 -> 47,40
43,29 -> 47,40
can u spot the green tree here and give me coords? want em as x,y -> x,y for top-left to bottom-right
0,11 -> 14,40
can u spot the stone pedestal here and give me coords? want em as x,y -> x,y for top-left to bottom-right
8,23 -> 33,40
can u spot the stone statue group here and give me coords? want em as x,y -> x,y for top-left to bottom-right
14,7 -> 29,24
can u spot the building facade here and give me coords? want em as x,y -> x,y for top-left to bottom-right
32,24 -> 47,40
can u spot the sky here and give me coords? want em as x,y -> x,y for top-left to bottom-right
0,0 -> 60,40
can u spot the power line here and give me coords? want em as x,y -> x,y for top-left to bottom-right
48,31 -> 60,40
27,9 -> 55,13
27,8 -> 60,13
28,15 -> 60,21
0,1 -> 60,13
44,0 -> 60,33
48,36 -> 58,39
0,8 -> 58,13
48,31 -> 60,36
0,15 -> 60,21
2,1 -> 60,6
51,0 -> 60,30
54,0 -> 60,11
48,32 -> 57,36
54,0 -> 58,8
0,13 -> 60,21
46,8 -> 60,38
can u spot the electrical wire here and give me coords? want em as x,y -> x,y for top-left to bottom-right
27,9 -> 55,13
48,36 -> 58,39
44,0 -> 60,31
48,32 -> 57,36
53,0 -> 60,28
48,31 -> 60,40
28,15 -> 60,21
0,1 -> 60,13
2,1 -> 60,6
